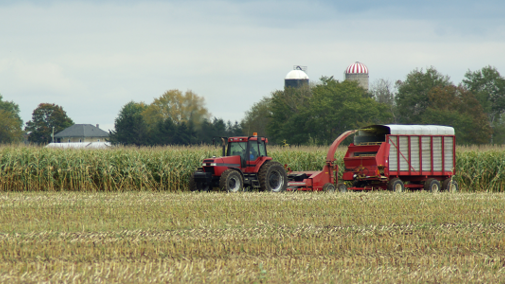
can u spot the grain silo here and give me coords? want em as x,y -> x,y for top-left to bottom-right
285,66 -> 309,88
345,61 -> 369,90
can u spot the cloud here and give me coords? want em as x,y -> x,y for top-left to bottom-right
0,0 -> 504,130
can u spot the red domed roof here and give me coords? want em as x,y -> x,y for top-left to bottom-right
345,61 -> 368,74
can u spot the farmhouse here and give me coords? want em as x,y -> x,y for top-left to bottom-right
54,124 -> 109,143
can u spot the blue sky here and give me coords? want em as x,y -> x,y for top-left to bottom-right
1,0 -> 504,132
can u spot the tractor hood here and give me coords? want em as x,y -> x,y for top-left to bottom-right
202,156 -> 241,168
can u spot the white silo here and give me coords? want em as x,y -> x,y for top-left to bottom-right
345,61 -> 369,90
285,66 -> 309,88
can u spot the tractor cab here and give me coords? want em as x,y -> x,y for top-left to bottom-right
225,135 -> 268,170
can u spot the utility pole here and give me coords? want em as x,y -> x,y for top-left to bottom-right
52,126 -> 55,143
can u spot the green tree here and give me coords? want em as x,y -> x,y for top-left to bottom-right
462,66 -> 505,143
395,67 -> 451,124
0,94 -> 23,143
267,78 -> 392,145
369,79 -> 397,123
108,101 -> 149,146
307,78 -> 392,144
241,97 -> 272,137
142,89 -> 210,130
267,84 -> 313,144
25,103 -> 74,144
422,85 -> 491,144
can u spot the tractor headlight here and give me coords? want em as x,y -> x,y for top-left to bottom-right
210,163 -> 217,166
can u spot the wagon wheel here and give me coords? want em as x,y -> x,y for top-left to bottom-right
337,182 -> 348,193
322,183 -> 336,193
388,178 -> 404,192
442,178 -> 458,192
424,178 -> 441,193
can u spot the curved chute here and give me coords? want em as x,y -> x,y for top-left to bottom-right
325,130 -> 358,163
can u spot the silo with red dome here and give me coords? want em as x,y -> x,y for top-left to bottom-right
345,61 -> 369,90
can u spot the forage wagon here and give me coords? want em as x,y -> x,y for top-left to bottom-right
340,124 -> 458,192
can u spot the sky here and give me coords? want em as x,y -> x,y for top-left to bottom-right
1,0 -> 504,132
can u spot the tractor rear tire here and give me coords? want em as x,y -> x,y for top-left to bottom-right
322,183 -> 336,193
259,161 -> 287,192
337,182 -> 347,193
442,178 -> 458,192
220,169 -> 244,192
388,178 -> 404,192
424,178 -> 441,193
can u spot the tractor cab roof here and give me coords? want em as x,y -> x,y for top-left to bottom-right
228,136 -> 268,143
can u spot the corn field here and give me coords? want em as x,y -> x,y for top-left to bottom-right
0,144 -> 504,191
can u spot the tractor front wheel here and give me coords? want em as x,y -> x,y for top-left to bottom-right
220,169 -> 244,192
189,176 -> 198,192
189,171 -> 210,192
259,161 -> 287,192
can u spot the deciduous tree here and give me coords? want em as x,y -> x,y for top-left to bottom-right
423,85 -> 491,144
108,101 -> 148,146
25,103 -> 74,144
0,95 -> 23,143
395,67 -> 451,124
463,66 -> 505,143
142,89 -> 210,129
307,78 -> 392,144
241,97 -> 272,137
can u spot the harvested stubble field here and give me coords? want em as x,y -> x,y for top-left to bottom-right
0,144 -> 504,192
1,191 -> 504,283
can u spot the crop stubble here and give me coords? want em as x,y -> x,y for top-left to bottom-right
0,191 -> 504,283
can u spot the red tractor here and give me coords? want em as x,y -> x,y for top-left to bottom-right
190,134 -> 288,192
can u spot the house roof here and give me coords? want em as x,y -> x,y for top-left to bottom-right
54,124 -> 109,138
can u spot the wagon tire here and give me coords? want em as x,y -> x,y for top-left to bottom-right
424,178 -> 441,193
219,169 -> 244,192
259,161 -> 287,192
442,178 -> 458,193
322,183 -> 336,193
388,178 -> 404,192
337,182 -> 348,193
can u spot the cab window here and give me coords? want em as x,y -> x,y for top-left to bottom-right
227,142 -> 247,157
248,141 -> 259,160
259,141 -> 267,156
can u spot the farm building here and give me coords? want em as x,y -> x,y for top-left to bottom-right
345,61 -> 369,90
54,124 -> 109,143
46,142 -> 111,149
285,66 -> 309,88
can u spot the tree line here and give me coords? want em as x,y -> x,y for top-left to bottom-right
108,90 -> 243,146
1,65 -> 503,146
242,66 -> 505,145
